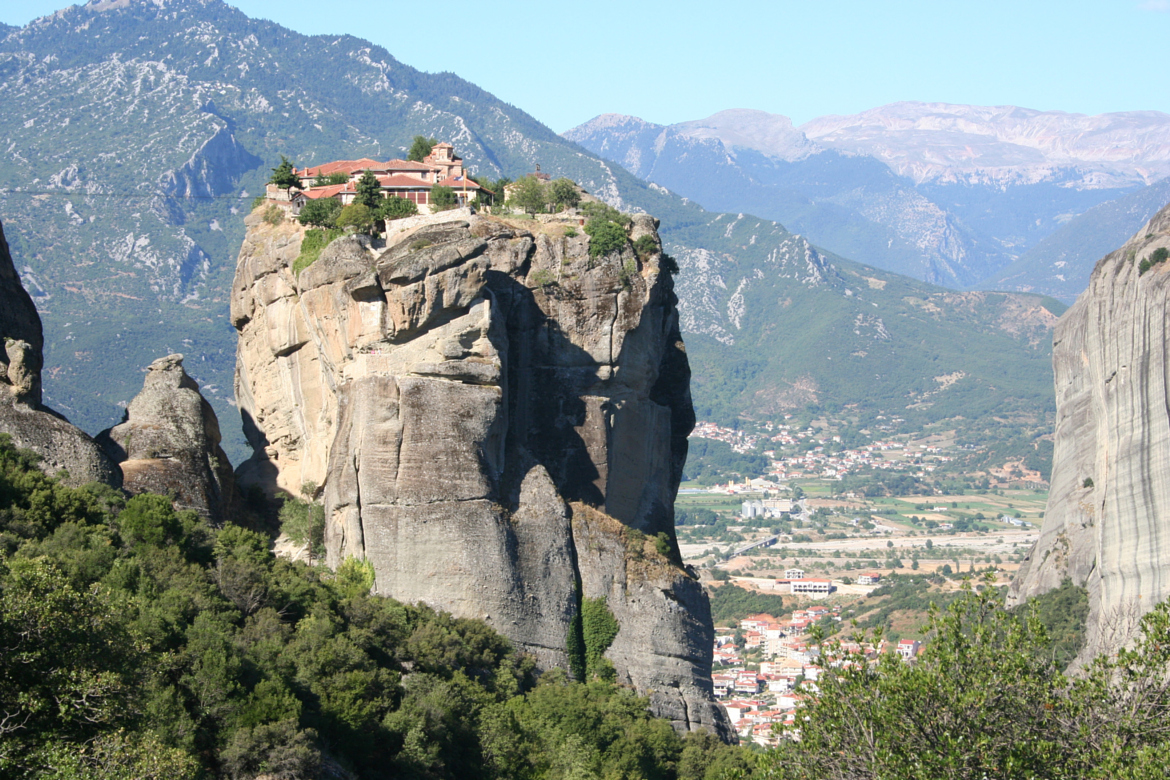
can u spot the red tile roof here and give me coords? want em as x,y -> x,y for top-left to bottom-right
298,158 -> 387,177
436,175 -> 481,189
302,183 -> 352,199
376,174 -> 434,188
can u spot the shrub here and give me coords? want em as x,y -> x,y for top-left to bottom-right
262,205 -> 284,226
293,227 -> 343,276
408,239 -> 432,252
430,185 -> 458,211
548,178 -> 580,211
379,195 -> 418,221
585,219 -> 628,258
296,198 -> 342,228
509,176 -> 548,214
1083,477 -> 1095,488
619,258 -> 638,289
633,234 -> 658,258
336,203 -> 375,233
563,226 -> 578,238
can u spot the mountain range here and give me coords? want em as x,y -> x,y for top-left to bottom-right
0,0 -> 1073,459
565,106 -> 1170,297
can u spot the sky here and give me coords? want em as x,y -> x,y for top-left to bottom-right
2,0 -> 1169,133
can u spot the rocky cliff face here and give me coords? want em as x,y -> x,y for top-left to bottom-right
232,209 -> 729,736
1011,202 -> 1170,658
0,219 -> 120,486
97,353 -> 237,524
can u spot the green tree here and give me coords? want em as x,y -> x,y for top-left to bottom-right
407,135 -> 438,162
379,195 -> 418,221
296,197 -> 342,228
430,185 -> 458,211
268,155 -> 300,191
510,176 -> 548,214
355,170 -> 382,209
312,171 -> 350,187
585,219 -> 628,258
548,178 -> 580,211
336,203 -> 375,234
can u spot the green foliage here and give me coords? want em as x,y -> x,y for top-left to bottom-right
709,583 -> 785,626
1018,578 -> 1089,667
548,177 -> 581,211
1083,476 -> 1095,488
633,234 -> 659,258
431,185 -> 458,211
336,202 -> 375,233
854,573 -> 961,633
268,155 -> 300,190
296,197 -> 342,228
407,135 -> 438,162
580,201 -> 633,227
313,171 -> 350,186
1139,246 -> 1168,275
355,170 -> 382,209
510,176 -> 548,214
0,434 -> 740,778
580,597 -> 619,681
563,226 -> 578,238
585,218 -> 628,258
660,252 -> 680,275
379,194 -> 418,221
292,227 -> 343,276
116,494 -> 181,547
278,496 -> 324,563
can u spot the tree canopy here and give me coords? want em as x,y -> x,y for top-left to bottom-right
268,155 -> 300,190
355,170 -> 382,209
407,135 -> 438,162
510,176 -> 548,214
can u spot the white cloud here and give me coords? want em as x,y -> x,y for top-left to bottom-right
1139,0 -> 1170,10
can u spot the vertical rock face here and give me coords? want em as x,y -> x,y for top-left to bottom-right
232,210 -> 729,737
97,354 -> 237,524
0,220 -> 120,486
1011,202 -> 1170,659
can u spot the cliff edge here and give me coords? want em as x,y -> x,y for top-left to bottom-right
231,208 -> 729,736
1011,201 -> 1170,659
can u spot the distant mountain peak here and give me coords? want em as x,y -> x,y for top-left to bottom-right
800,101 -> 1170,186
672,109 -> 819,162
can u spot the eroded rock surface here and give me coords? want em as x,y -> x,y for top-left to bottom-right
0,219 -> 120,486
1011,201 -> 1170,660
98,354 -> 237,524
232,209 -> 728,736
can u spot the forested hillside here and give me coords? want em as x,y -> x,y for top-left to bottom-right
0,435 -> 748,779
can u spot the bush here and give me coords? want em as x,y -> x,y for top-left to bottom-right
431,185 -> 457,211
548,178 -> 580,211
379,195 -> 418,221
585,219 -> 628,258
633,234 -> 658,258
336,203 -> 375,233
293,227 -> 343,276
296,197 -> 342,228
262,205 -> 284,226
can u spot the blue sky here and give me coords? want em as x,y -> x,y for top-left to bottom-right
3,0 -> 1168,132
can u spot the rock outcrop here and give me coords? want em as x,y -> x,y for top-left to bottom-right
97,353 -> 237,524
232,209 -> 729,737
1011,202 -> 1170,659
0,219 -> 120,486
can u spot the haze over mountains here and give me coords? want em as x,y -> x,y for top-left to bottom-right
0,0 -> 1074,457
566,105 -> 1170,298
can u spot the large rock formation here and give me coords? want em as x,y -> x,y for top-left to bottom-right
97,353 -> 237,524
0,219 -> 120,486
1011,202 -> 1170,658
232,209 -> 729,736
